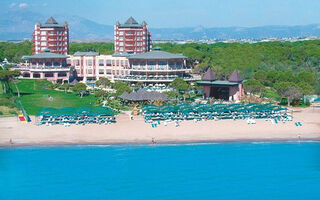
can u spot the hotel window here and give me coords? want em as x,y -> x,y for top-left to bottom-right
99,69 -> 104,74
41,31 -> 46,35
120,47 -> 123,51
98,59 -> 104,66
120,60 -> 124,66
88,69 -> 93,74
119,36 -> 123,40
59,36 -> 61,39
159,61 -> 166,66
148,61 -> 155,65
75,60 -> 80,66
106,60 -> 112,66
88,60 -> 93,66
119,42 -> 123,46
67,59 -> 71,65
41,36 -> 46,40
119,31 -> 124,35
112,60 -> 115,66
116,60 -> 119,66
106,69 -> 112,74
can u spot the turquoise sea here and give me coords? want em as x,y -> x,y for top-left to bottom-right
1,142 -> 320,200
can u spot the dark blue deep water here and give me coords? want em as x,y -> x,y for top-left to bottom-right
1,142 -> 320,200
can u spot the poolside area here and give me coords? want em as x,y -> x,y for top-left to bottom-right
0,107 -> 319,146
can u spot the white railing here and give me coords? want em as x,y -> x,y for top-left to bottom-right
114,75 -> 200,82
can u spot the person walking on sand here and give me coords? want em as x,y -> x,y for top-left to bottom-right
152,137 -> 156,145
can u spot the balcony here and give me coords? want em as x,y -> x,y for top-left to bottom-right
114,74 -> 200,83
130,65 -> 192,72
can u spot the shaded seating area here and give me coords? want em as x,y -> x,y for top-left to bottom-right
36,106 -> 116,126
142,103 -> 291,125
120,88 -> 168,101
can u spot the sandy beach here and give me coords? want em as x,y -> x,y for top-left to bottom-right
0,107 -> 320,146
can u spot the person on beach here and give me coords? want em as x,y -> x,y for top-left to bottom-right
152,138 -> 156,145
9,138 -> 13,146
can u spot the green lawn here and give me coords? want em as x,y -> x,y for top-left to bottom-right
10,79 -> 53,94
19,90 -> 97,115
10,79 -> 98,115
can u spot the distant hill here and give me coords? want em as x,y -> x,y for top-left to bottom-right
1,10 -> 320,40
0,10 -> 114,40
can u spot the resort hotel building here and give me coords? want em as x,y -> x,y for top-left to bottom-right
16,49 -> 73,83
32,17 -> 69,55
14,16 -> 247,101
67,48 -> 196,83
114,17 -> 152,54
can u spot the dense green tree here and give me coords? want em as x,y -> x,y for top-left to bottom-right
296,71 -> 316,85
96,77 -> 111,88
274,82 -> 302,106
254,70 -> 268,85
243,79 -> 265,96
169,78 -> 191,101
59,83 -> 70,93
71,82 -> 87,98
170,78 -> 190,92
113,81 -> 132,96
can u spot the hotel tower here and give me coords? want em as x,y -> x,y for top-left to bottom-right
32,17 -> 69,55
114,17 -> 152,54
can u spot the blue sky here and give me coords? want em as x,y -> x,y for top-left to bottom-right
2,0 -> 320,28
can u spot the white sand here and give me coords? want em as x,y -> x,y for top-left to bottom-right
0,107 -> 319,146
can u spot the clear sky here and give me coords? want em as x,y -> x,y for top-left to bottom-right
2,0 -> 320,28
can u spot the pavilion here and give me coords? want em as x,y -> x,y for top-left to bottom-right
197,68 -> 245,101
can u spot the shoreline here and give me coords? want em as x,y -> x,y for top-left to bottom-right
1,107 -> 320,148
1,137 -> 320,148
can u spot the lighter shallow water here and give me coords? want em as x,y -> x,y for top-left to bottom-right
0,142 -> 320,200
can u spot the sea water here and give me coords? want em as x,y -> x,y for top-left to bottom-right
0,142 -> 320,200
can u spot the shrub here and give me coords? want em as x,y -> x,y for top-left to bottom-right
0,97 -> 17,108
9,110 -> 18,115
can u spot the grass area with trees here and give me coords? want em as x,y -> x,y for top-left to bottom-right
8,79 -> 98,115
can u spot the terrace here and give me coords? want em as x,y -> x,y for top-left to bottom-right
114,74 -> 200,82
